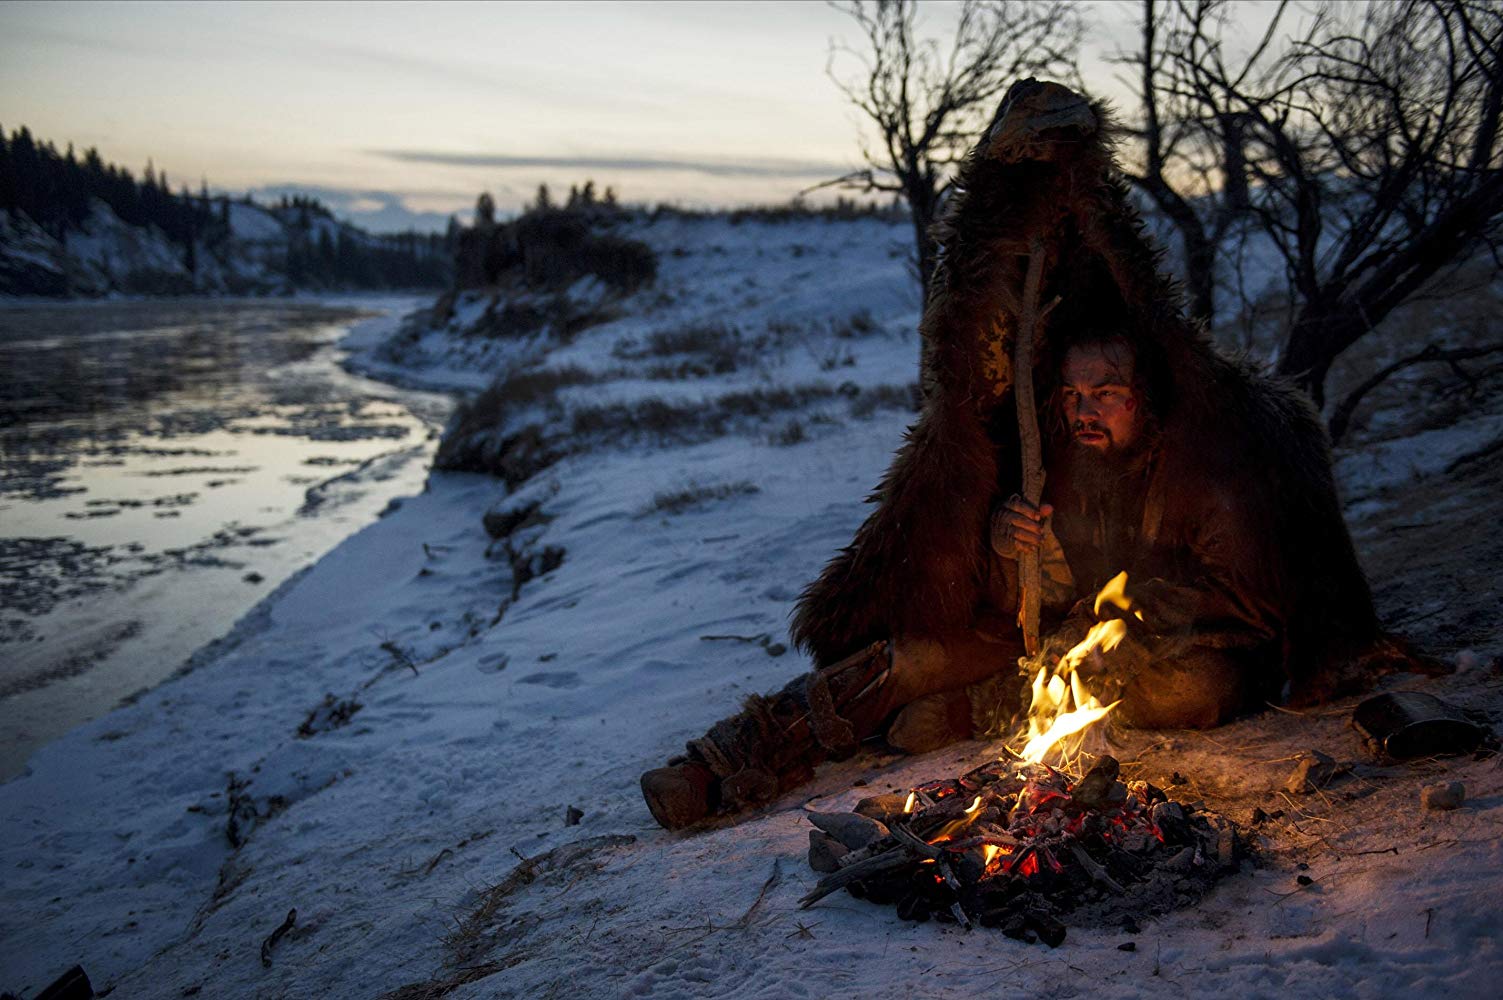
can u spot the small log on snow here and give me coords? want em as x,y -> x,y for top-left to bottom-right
807,810 -> 889,851
799,844 -> 916,908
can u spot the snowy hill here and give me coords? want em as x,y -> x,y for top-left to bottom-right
2,211 -> 1501,998
0,198 -> 448,297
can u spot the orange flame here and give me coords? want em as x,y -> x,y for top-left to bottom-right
1016,572 -> 1133,766
980,843 -> 1014,875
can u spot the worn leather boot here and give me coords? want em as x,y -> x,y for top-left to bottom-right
640,641 -> 893,830
641,759 -> 719,830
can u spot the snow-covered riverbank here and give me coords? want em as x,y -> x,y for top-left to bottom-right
2,214 -> 1500,999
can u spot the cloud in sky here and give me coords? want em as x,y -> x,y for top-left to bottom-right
1,1 -> 880,218
0,1 -> 1170,225
371,150 -> 851,181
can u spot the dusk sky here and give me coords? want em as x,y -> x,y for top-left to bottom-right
2,1 -> 1154,231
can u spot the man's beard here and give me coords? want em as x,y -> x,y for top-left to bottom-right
1062,423 -> 1153,500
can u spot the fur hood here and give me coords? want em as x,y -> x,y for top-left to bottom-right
790,80 -> 1379,697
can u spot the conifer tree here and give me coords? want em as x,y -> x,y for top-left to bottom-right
475,192 -> 496,226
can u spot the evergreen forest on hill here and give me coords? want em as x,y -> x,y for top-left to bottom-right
0,125 -> 453,291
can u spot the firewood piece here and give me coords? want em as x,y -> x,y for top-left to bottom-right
1026,910 -> 1068,947
896,892 -> 931,923
1215,825 -> 1238,869
853,792 -> 910,825
30,965 -> 92,1000
930,855 -> 974,929
1000,914 -> 1036,943
835,836 -> 898,869
1284,750 -> 1345,793
888,822 -> 944,860
807,810 -> 889,851
1151,801 -> 1185,824
808,830 -> 848,874
1068,843 -> 1125,894
799,846 -> 916,908
1070,763 -> 1126,812
1085,755 -> 1121,781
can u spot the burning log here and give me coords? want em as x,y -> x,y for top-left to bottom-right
802,754 -> 1238,943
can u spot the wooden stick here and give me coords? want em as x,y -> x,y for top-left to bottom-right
888,822 -> 945,859
1014,237 -> 1049,656
1067,843 -> 1125,894
797,845 -> 914,908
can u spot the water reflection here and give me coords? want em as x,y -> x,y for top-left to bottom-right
0,298 -> 446,779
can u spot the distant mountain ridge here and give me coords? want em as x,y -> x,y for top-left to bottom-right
0,125 -> 454,297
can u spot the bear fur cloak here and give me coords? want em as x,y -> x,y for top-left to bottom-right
789,80 -> 1384,705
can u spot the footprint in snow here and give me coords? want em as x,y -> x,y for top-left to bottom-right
517,671 -> 580,689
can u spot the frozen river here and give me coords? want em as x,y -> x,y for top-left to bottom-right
0,297 -> 449,780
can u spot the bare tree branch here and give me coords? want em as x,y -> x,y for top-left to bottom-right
1120,0 -> 1503,414
825,0 -> 1084,300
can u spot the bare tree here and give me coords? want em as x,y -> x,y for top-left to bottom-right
1123,0 -> 1503,413
825,0 -> 1084,299
1114,0 -> 1270,325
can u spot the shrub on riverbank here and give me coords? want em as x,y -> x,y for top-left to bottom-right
454,198 -> 657,299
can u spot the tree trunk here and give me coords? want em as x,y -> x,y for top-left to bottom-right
907,180 -> 940,304
1180,226 -> 1217,326
1128,176 -> 1216,325
907,176 -> 943,392
1278,299 -> 1372,411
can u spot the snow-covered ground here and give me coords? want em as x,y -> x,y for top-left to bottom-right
2,213 -> 1500,999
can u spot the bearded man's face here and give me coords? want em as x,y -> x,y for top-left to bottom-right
1060,340 -> 1144,454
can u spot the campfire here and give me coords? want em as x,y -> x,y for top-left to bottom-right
800,573 -> 1240,945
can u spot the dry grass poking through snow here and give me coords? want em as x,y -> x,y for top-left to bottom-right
612,321 -> 755,378
639,479 -> 760,517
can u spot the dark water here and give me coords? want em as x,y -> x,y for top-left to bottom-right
0,298 -> 448,779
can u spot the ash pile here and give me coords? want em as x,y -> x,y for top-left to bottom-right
800,754 -> 1239,946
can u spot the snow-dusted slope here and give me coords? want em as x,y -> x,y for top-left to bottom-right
2,213 -> 1499,999
0,199 -> 442,297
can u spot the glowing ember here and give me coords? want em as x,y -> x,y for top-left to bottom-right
800,753 -> 1240,940
1016,571 -> 1136,765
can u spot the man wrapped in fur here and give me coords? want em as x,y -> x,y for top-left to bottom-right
640,80 -> 1404,831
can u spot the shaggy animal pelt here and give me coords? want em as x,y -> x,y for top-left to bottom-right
790,80 -> 1384,703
